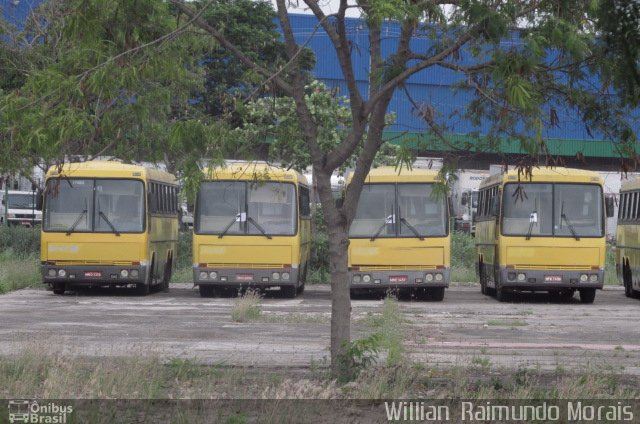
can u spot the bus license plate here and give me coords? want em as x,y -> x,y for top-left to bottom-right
389,275 -> 408,283
544,275 -> 562,282
84,271 -> 101,278
236,274 -> 253,282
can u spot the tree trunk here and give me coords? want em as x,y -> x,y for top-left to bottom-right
327,222 -> 350,375
313,168 -> 351,377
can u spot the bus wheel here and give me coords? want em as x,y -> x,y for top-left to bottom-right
135,283 -> 150,296
579,288 -> 596,304
429,287 -> 445,301
479,263 -> 487,295
199,285 -> 216,298
162,256 -> 172,293
495,284 -> 507,302
52,282 -> 65,295
281,285 -> 297,298
623,264 -> 633,298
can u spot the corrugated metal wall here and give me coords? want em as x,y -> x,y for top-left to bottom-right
288,14 -> 638,157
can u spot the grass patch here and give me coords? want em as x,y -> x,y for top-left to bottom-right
451,266 -> 476,284
0,254 -> 40,294
257,312 -> 330,324
231,290 -> 262,322
367,296 -> 406,366
486,319 -> 528,327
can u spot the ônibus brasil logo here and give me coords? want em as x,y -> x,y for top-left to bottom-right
8,400 -> 73,424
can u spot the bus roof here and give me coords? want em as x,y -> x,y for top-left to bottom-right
202,163 -> 309,186
45,161 -> 177,185
480,167 -> 603,188
347,166 -> 441,184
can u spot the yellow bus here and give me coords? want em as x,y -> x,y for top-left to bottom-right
616,177 -> 640,299
41,161 -> 179,295
475,167 -> 614,303
347,167 -> 450,300
193,163 -> 312,297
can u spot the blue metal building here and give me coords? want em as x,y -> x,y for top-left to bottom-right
286,13 -> 637,163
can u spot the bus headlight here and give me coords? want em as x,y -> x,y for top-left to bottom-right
589,274 -> 598,282
209,271 -> 217,280
425,274 -> 434,282
353,275 -> 361,283
48,269 -> 56,277
58,269 -> 66,277
272,272 -> 281,280
282,272 -> 290,280
120,269 -> 129,278
199,271 -> 208,280
130,269 -> 139,278
517,273 -> 526,282
435,273 -> 443,281
580,274 -> 588,282
362,275 -> 371,283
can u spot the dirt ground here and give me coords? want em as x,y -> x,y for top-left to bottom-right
0,284 -> 638,375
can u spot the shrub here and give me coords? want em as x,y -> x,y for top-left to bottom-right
0,226 -> 40,257
451,231 -> 475,269
177,232 -> 192,270
308,207 -> 329,283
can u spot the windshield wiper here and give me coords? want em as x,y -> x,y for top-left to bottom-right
559,200 -> 579,241
525,210 -> 537,241
218,213 -> 242,239
400,217 -> 425,240
370,215 -> 395,241
247,216 -> 272,239
66,209 -> 87,235
99,211 -> 120,236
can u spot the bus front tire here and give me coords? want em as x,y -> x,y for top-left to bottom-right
199,285 -> 216,298
495,284 -> 507,302
429,287 -> 445,301
579,288 -> 596,304
52,282 -> 65,295
135,283 -> 150,296
281,285 -> 297,298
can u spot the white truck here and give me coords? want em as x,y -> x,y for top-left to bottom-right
451,169 -> 489,235
0,189 -> 43,227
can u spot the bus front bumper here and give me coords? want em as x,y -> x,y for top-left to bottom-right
498,268 -> 604,290
194,267 -> 299,288
41,264 -> 148,285
348,269 -> 450,289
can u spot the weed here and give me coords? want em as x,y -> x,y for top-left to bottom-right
231,290 -> 262,322
337,333 -> 382,383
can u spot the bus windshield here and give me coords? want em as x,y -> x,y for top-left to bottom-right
502,183 -> 603,237
196,181 -> 297,236
44,179 -> 145,233
349,183 -> 447,238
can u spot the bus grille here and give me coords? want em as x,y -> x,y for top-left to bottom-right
51,260 -> 135,266
205,263 -> 287,269
514,265 -> 592,270
354,265 -> 440,271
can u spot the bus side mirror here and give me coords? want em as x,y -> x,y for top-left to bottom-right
0,199 -> 4,206
186,201 -> 194,213
448,197 -> 454,215
461,195 -> 467,206
335,198 -> 344,208
605,195 -> 614,218
36,191 -> 43,210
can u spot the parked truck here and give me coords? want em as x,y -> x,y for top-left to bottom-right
0,189 -> 42,227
